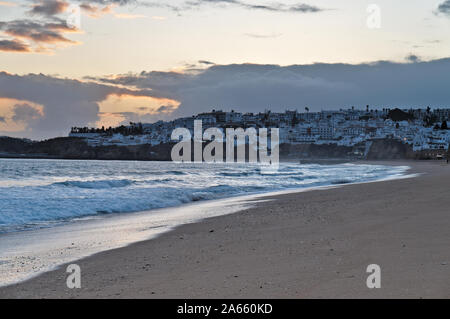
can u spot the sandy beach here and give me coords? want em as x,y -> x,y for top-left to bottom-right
1,160 -> 449,299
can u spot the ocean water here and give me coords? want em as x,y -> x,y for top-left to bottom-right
0,159 -> 409,234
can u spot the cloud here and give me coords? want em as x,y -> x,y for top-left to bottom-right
0,116 -> 5,123
11,103 -> 43,124
0,1 -> 16,6
1,0 -> 317,56
437,0 -> 450,15
113,107 -> 178,126
198,60 -> 215,65
0,0 -> 138,54
0,72 -> 163,139
244,32 -> 282,39
92,58 -> 450,120
79,0 -> 137,5
78,1 -> 148,19
29,0 -> 69,17
0,20 -> 78,45
406,54 -> 421,63
79,3 -> 115,18
0,0 -> 82,54
239,2 -> 322,13
114,12 -> 146,19
0,39 -> 31,52
96,101 -> 180,128
156,104 -> 178,113
144,0 -> 324,14
5,57 -> 450,139
289,3 -> 322,13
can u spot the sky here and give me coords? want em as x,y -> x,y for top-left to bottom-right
1,0 -> 450,139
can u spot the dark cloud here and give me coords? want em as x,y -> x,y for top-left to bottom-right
437,0 -> 450,15
11,103 -> 43,124
0,72 -> 156,139
239,2 -> 321,13
1,0 -> 81,54
156,104 -> 177,113
0,39 -> 31,52
114,110 -> 176,126
289,3 -> 321,13
110,103 -> 178,126
78,2 -> 115,18
5,57 -> 450,139
29,0 -> 69,17
198,60 -> 215,65
0,19 -> 77,44
406,54 -> 421,63
141,1 -> 189,13
1,0 -> 133,55
79,0 -> 137,5
93,58 -> 450,120
90,71 -> 191,100
144,0 -> 324,14
29,0 -> 137,18
0,116 -> 5,123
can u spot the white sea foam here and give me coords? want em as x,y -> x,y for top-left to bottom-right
0,159 -> 410,233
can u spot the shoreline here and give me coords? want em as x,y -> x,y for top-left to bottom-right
1,160 -> 449,298
0,162 -> 410,288
0,191 -> 263,288
0,160 -> 412,236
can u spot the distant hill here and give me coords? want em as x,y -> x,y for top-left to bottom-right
0,136 -> 173,161
0,136 -> 33,154
0,135 -> 425,161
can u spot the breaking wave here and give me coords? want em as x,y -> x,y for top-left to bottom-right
54,179 -> 135,189
0,159 -> 409,233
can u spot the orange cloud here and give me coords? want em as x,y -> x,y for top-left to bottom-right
0,19 -> 82,54
80,3 -> 115,18
0,39 -> 31,53
0,98 -> 44,132
30,0 -> 69,16
151,16 -> 167,20
93,93 -> 180,128
3,22 -> 77,44
114,13 -> 147,19
95,112 -> 126,129
0,1 -> 16,7
99,93 -> 180,115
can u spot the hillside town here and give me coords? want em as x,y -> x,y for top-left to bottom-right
69,107 -> 450,154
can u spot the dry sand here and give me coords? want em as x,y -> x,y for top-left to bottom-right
1,160 -> 450,299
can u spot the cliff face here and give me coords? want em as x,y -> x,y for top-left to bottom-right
0,136 -> 33,153
366,139 -> 416,160
280,143 -> 358,160
0,136 -> 439,161
0,137 -> 173,161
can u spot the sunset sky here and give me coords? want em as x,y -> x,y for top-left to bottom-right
1,0 -> 450,139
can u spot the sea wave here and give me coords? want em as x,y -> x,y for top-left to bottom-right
54,179 -> 135,189
0,159 -> 410,233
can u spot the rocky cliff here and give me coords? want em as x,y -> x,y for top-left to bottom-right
0,137 -> 173,161
366,139 -> 416,160
0,136 -> 439,161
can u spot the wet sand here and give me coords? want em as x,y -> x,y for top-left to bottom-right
1,160 -> 450,299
